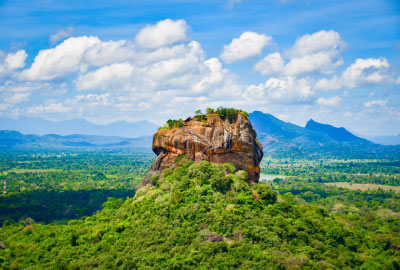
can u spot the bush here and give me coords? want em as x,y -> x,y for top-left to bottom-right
161,119 -> 184,129
206,107 -> 215,114
253,184 -> 277,205
211,175 -> 233,193
150,173 -> 160,185
216,107 -> 249,121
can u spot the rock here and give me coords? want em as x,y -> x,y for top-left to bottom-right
140,113 -> 263,187
207,233 -> 224,243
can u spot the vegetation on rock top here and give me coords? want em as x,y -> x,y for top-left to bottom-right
160,107 -> 250,130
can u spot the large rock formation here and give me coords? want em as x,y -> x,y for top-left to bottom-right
140,112 -> 263,187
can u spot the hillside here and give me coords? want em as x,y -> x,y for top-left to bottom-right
0,130 -> 152,150
249,111 -> 400,159
2,111 -> 400,159
0,117 -> 158,138
1,161 -> 398,269
305,119 -> 362,142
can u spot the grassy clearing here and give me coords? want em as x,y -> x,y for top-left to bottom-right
6,169 -> 59,174
325,182 -> 400,193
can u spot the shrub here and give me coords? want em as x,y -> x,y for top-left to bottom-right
161,119 -> 184,129
211,175 -> 233,193
216,107 -> 249,121
253,184 -> 277,205
150,173 -> 160,185
206,107 -> 215,114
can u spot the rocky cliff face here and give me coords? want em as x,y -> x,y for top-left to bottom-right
140,113 -> 263,187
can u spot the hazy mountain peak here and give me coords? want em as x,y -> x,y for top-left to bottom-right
305,119 -> 360,142
0,117 -> 159,138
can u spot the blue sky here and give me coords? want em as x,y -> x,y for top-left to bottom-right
0,0 -> 399,136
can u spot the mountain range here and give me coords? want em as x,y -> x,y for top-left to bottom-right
0,130 -> 152,150
1,112 -> 399,158
249,111 -> 400,159
0,117 -> 158,138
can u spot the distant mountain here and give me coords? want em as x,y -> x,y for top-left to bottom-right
305,119 -> 362,142
0,130 -> 152,150
249,111 -> 400,159
0,117 -> 159,138
368,134 -> 400,146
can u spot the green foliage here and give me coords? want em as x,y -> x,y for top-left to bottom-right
150,173 -> 160,185
0,150 -> 151,224
0,153 -> 399,270
160,119 -> 184,129
216,107 -> 249,121
195,109 -> 202,115
206,107 -> 215,114
211,174 -> 233,193
253,184 -> 277,205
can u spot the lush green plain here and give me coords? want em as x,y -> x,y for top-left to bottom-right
0,151 -> 399,269
0,150 -> 154,224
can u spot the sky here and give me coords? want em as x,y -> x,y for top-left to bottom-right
0,0 -> 399,136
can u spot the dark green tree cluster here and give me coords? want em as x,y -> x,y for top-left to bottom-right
0,150 -> 152,224
161,119 -> 184,129
215,107 -> 249,121
1,161 -> 399,269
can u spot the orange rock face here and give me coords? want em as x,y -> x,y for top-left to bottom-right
141,113 -> 263,186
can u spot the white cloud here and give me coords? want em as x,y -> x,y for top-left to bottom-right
253,52 -> 284,75
76,62 -> 134,91
364,99 -> 388,107
220,31 -> 272,63
50,26 -> 74,44
286,30 -> 345,58
83,40 -> 134,67
5,50 -> 27,69
20,36 -> 101,81
135,19 -> 188,50
245,76 -> 314,103
316,96 -> 341,106
3,19 -> 397,129
341,58 -> 390,87
5,92 -> 30,104
315,57 -> 391,90
314,76 -> 341,91
0,50 -> 27,77
254,30 -> 345,76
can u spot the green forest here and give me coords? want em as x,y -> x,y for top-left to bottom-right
0,151 -> 399,269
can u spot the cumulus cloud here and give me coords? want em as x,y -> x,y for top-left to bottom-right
135,19 -> 188,50
220,31 -> 272,63
364,99 -> 388,107
50,26 -> 74,44
245,76 -> 314,103
20,36 -> 101,81
315,57 -> 391,90
5,50 -> 27,69
341,58 -> 390,87
83,40 -> 134,67
254,30 -> 345,76
0,50 -> 27,77
253,52 -> 284,76
76,62 -> 134,91
2,19 -> 397,126
316,96 -> 341,106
